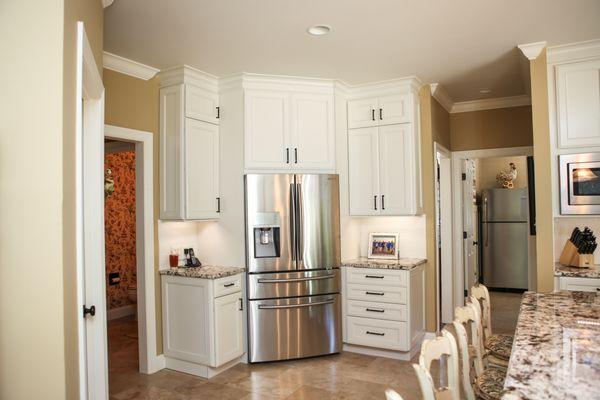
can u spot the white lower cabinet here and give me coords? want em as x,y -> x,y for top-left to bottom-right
342,265 -> 425,359
555,276 -> 600,292
162,273 -> 244,378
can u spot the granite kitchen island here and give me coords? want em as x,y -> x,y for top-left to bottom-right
502,291 -> 600,400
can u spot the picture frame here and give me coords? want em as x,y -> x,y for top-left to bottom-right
367,232 -> 399,260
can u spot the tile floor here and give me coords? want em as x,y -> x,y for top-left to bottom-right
108,292 -> 521,400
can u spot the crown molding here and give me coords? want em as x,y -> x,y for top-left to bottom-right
103,52 -> 159,81
518,41 -> 547,61
430,83 -> 454,113
547,38 -> 600,65
451,95 -> 531,114
159,65 -> 219,91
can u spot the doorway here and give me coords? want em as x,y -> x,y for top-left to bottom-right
434,143 -> 453,326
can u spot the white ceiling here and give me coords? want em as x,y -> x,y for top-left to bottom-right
104,0 -> 600,102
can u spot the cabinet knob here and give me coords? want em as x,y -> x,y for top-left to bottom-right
83,305 -> 96,318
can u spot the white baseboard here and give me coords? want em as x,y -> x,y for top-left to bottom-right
343,343 -> 415,361
107,304 -> 136,320
164,355 -> 242,379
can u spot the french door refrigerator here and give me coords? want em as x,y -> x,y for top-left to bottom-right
481,188 -> 529,290
245,174 -> 342,363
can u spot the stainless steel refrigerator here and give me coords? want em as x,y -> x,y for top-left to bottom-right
245,174 -> 342,363
481,188 -> 529,290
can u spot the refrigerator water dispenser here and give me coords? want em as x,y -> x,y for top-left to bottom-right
253,212 -> 281,258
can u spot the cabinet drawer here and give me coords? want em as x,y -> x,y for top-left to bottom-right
347,283 -> 406,304
346,316 -> 408,351
346,267 -> 407,287
347,299 -> 407,322
213,274 -> 242,298
559,277 -> 600,292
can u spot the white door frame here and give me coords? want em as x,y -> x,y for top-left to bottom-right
76,21 -> 108,400
104,124 -> 164,375
434,142 -> 453,325
451,146 -> 533,307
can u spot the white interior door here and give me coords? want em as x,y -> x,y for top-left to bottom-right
348,127 -> 379,215
462,159 -> 478,293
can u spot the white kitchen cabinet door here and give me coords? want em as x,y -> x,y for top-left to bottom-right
160,84 -> 185,219
291,93 -> 335,170
379,124 -> 415,215
214,292 -> 244,367
162,277 -> 212,365
556,59 -> 600,148
378,94 -> 412,125
348,97 -> 379,129
185,84 -> 220,125
185,119 -> 220,219
245,90 -> 291,169
348,127 -> 380,215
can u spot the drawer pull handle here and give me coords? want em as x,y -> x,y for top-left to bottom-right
366,331 -> 385,336
366,308 -> 385,313
596,288 -> 600,291
366,291 -> 385,296
224,283 -> 235,287
365,275 -> 384,279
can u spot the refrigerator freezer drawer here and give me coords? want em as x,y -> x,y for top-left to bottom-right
248,294 -> 342,363
248,269 -> 340,300
346,316 -> 409,351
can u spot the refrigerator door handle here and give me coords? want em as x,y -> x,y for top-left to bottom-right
257,298 -> 335,310
483,197 -> 489,247
295,182 -> 304,263
290,183 -> 297,262
258,274 -> 336,283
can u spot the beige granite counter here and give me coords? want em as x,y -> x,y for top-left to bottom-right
341,257 -> 426,270
554,262 -> 600,279
502,291 -> 600,400
159,265 -> 245,279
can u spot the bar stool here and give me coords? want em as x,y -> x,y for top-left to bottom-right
471,284 -> 512,367
384,389 -> 404,400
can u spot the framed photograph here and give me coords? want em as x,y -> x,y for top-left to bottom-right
368,232 -> 399,260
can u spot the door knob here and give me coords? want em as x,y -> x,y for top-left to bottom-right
83,305 -> 96,318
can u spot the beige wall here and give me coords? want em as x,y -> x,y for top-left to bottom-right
0,0 -> 102,398
419,85 -> 438,331
431,97 -> 451,150
477,156 -> 528,191
103,69 -> 163,352
530,50 -> 554,292
450,106 -> 533,151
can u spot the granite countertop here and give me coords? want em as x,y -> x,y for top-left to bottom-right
502,291 -> 600,400
159,265 -> 245,279
554,262 -> 600,279
341,257 -> 426,270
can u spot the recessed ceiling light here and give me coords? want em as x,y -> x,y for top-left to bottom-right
307,25 -> 331,36
479,89 -> 492,94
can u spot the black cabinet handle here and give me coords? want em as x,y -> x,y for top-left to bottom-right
366,331 -> 385,336
374,195 -> 377,210
216,197 -> 221,213
366,308 -> 385,313
372,109 -> 375,121
83,305 -> 96,318
382,195 -> 385,210
379,108 -> 383,120
365,275 -> 384,279
286,148 -> 290,164
224,282 -> 235,287
216,106 -> 220,119
239,298 -> 243,311
365,291 -> 384,296
294,148 -> 298,164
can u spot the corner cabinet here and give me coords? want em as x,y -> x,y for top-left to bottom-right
162,273 -> 244,378
347,90 -> 421,216
244,87 -> 335,171
159,66 -> 221,220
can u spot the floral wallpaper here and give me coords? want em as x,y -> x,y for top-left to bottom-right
104,150 -> 137,310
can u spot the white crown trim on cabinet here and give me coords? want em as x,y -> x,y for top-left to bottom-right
450,95 -> 531,113
103,51 -> 160,81
430,83 -> 454,113
518,41 -> 547,61
547,38 -> 600,65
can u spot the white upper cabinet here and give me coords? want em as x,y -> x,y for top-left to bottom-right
185,119 -> 220,219
244,83 -> 335,171
159,66 -> 220,220
185,84 -> 220,124
348,127 -> 380,216
348,94 -> 412,129
244,90 -> 291,169
378,124 -> 414,215
555,58 -> 600,148
291,93 -> 335,170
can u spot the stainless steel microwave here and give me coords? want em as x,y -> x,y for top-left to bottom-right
560,152 -> 600,214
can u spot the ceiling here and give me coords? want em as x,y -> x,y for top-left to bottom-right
104,0 -> 600,102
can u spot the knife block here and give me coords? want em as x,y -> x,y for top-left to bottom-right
559,240 -> 594,268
